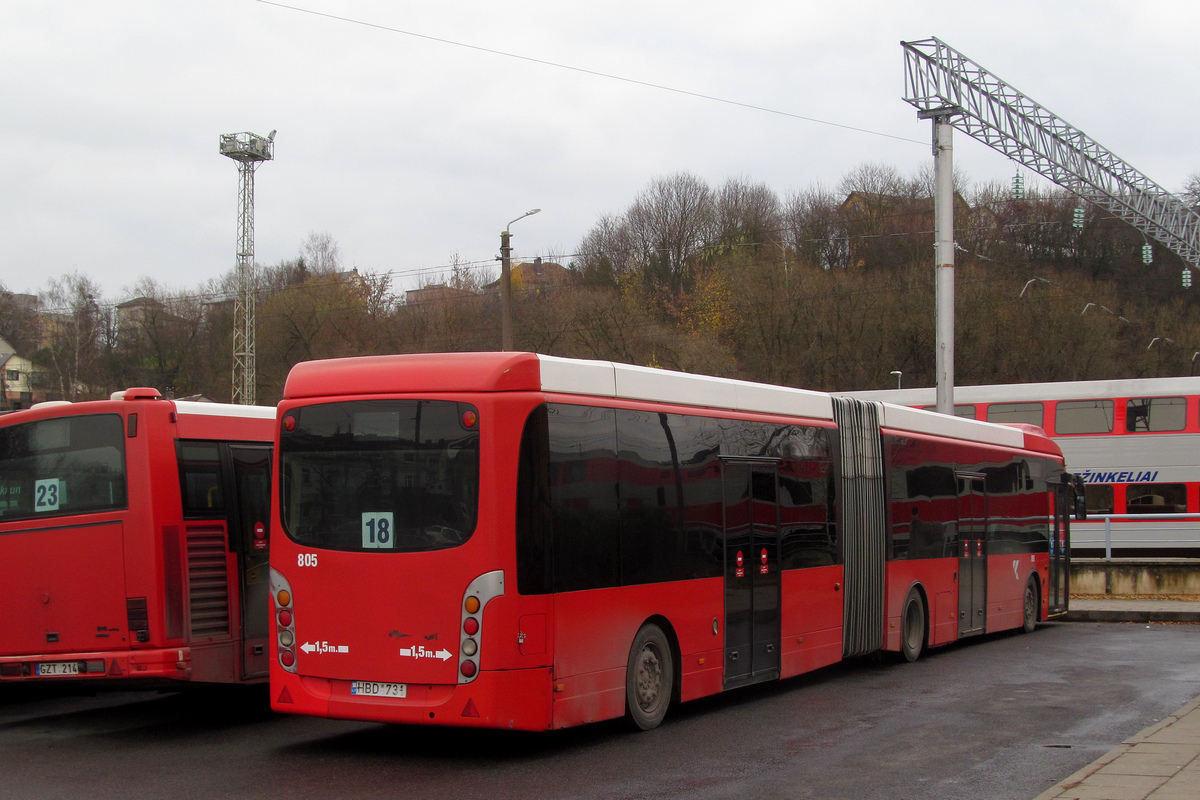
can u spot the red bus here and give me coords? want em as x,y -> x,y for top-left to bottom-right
0,388 -> 276,686
846,377 -> 1200,555
269,353 -> 1078,730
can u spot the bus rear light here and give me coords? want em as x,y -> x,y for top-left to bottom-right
461,410 -> 478,428
270,568 -> 298,674
0,664 -> 24,677
127,597 -> 150,643
282,415 -> 296,432
458,570 -> 504,685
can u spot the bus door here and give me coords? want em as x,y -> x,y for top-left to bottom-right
1048,484 -> 1071,616
229,445 -> 272,679
956,473 -> 988,637
722,460 -> 781,690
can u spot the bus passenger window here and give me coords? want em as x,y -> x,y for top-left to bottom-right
178,442 -> 224,516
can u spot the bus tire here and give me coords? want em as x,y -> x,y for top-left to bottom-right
901,588 -> 926,663
626,623 -> 673,731
1022,577 -> 1040,634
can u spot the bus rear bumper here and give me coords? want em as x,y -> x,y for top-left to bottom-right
0,647 -> 194,682
271,666 -> 554,731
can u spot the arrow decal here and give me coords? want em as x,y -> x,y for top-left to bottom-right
399,645 -> 453,662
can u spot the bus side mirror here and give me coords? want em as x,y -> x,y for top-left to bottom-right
1070,474 -> 1087,521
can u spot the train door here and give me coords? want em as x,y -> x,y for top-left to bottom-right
723,460 -> 781,690
956,473 -> 988,637
229,445 -> 272,679
1048,483 -> 1071,616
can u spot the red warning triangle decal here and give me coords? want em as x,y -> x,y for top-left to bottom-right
461,698 -> 480,718
108,661 -> 123,676
277,686 -> 294,704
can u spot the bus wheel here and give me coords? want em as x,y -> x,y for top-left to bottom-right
1022,578 -> 1039,633
626,623 -> 673,731
901,588 -> 926,663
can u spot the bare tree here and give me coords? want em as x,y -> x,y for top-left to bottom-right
39,273 -> 106,400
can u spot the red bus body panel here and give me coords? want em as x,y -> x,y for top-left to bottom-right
0,395 -> 274,685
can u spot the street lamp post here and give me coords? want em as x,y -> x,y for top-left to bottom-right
500,208 -> 541,351
890,370 -> 903,389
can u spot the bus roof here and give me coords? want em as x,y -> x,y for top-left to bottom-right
284,352 -> 1053,453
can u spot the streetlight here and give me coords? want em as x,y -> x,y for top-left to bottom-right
500,208 -> 541,351
890,370 -> 903,389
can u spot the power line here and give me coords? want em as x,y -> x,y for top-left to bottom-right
255,0 -> 925,146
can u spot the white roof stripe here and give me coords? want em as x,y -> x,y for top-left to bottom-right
173,400 -> 276,420
536,355 -> 1032,447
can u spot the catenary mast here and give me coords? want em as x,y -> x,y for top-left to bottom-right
902,37 -> 1200,274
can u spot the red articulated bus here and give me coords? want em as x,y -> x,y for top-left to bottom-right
0,388 -> 276,686
269,353 -> 1079,731
846,377 -> 1200,555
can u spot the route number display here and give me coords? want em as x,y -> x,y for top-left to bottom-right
361,512 -> 395,549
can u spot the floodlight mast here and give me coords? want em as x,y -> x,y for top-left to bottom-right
901,37 -> 1200,271
220,130 -> 275,405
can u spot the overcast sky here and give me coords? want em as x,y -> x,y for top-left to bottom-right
3,0 -> 1197,301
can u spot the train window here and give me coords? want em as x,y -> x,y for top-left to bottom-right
919,404 -> 977,418
1125,483 -> 1187,514
1084,484 -> 1114,515
1126,397 -> 1186,432
1055,399 -> 1114,434
986,402 -> 1044,427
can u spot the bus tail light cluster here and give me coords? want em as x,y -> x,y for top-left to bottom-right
270,568 -> 297,674
127,597 -> 150,643
458,570 -> 504,684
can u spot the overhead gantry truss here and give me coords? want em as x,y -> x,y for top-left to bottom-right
901,37 -> 1200,270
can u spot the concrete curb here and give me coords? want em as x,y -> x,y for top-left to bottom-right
1065,609 -> 1200,623
1033,696 -> 1200,800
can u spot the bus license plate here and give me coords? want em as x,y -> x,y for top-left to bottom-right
350,681 -> 406,698
36,661 -> 80,676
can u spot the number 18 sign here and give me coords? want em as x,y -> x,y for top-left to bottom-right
362,512 -> 395,549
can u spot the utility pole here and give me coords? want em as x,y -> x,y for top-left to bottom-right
219,130 -> 275,405
917,107 -> 959,415
500,208 -> 540,351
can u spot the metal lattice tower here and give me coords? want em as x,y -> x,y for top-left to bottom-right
902,37 -> 1200,270
219,130 -> 275,405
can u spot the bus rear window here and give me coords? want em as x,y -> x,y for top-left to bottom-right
279,400 -> 479,552
0,413 -> 127,521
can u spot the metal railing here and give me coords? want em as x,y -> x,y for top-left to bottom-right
1077,514 -> 1200,559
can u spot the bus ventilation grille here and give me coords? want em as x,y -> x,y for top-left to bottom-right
186,525 -> 231,638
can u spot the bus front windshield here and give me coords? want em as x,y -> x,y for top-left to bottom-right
279,400 -> 480,552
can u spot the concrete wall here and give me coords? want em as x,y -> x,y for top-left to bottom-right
1071,559 -> 1200,595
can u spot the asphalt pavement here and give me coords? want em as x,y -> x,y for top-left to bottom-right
1036,598 -> 1200,800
